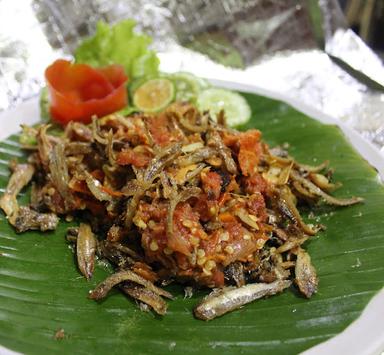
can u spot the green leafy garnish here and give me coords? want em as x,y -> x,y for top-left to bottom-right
75,20 -> 159,79
39,86 -> 50,121
19,125 -> 37,146
116,106 -> 139,116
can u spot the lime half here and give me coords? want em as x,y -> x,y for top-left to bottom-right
197,88 -> 251,127
133,78 -> 175,112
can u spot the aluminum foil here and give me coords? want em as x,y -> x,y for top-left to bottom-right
1,0 -> 384,153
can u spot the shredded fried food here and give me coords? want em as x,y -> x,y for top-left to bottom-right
0,102 -> 363,319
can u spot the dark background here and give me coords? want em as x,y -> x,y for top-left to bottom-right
339,0 -> 384,59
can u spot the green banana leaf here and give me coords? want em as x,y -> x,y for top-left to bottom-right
1,92 -> 384,355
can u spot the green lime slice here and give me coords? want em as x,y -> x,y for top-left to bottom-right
172,72 -> 211,103
197,87 -> 251,126
129,77 -> 151,96
133,78 -> 175,112
128,73 -> 169,96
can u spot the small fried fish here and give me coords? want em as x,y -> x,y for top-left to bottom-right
194,280 -> 291,321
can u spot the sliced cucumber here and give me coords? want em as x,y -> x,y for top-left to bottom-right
133,78 -> 175,113
197,88 -> 251,127
173,72 -> 210,89
172,72 -> 211,103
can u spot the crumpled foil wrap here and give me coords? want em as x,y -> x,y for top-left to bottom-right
1,0 -> 384,153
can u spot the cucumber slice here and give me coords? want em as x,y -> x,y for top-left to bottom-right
133,78 -> 175,112
172,72 -> 211,103
173,72 -> 210,90
197,88 -> 251,127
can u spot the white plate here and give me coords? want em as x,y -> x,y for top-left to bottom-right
0,81 -> 383,355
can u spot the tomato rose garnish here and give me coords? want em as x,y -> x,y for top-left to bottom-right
45,59 -> 128,124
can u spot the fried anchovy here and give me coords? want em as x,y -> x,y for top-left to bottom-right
121,284 -> 168,315
295,249 -> 318,298
277,186 -> 318,236
295,160 -> 329,173
177,147 -> 217,167
98,241 -> 136,269
144,142 -> 182,182
179,117 -> 207,133
0,163 -> 35,224
194,280 -> 291,321
208,131 -> 238,174
104,240 -> 142,260
290,170 -> 363,206
276,236 -> 308,254
89,269 -> 173,300
49,142 -> 73,210
36,124 -> 55,169
83,170 -> 113,202
91,116 -> 108,144
14,206 -> 59,233
65,142 -> 92,155
224,262 -> 245,287
309,172 -> 341,191
125,143 -> 182,229
77,223 -> 97,280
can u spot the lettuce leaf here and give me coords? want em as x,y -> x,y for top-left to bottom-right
39,86 -> 50,121
74,20 -> 159,79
